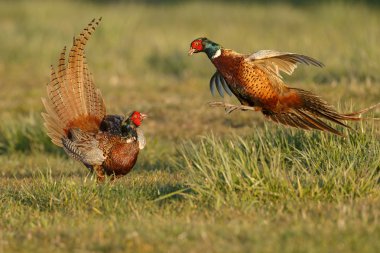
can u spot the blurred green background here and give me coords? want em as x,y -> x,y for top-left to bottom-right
1,0 -> 379,140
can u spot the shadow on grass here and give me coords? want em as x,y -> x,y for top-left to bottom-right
0,169 -> 88,180
1,170 -> 191,212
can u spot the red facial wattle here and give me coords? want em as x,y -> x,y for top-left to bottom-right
130,111 -> 148,127
132,117 -> 141,126
191,39 -> 203,51
131,112 -> 142,126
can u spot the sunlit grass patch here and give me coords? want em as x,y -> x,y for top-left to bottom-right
181,124 -> 380,207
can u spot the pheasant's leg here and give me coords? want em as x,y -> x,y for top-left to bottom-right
85,164 -> 94,173
110,174 -> 124,182
94,165 -> 105,183
208,102 -> 261,114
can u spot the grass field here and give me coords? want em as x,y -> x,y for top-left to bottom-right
0,1 -> 380,252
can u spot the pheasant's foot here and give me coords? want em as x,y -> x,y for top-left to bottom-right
94,165 -> 106,183
208,102 -> 260,114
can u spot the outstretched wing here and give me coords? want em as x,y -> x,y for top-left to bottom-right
42,18 -> 106,147
247,50 -> 324,79
209,71 -> 233,98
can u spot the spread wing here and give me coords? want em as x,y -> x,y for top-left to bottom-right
209,71 -> 233,98
247,50 -> 324,79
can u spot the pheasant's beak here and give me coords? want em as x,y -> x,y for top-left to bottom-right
140,113 -> 148,120
188,48 -> 196,56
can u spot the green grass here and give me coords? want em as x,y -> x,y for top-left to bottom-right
182,126 -> 380,206
0,1 -> 380,252
1,123 -> 379,253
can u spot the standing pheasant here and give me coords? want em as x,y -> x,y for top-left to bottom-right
42,18 -> 147,181
188,37 -> 378,136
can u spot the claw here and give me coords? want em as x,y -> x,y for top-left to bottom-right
226,106 -> 239,114
208,102 -> 260,114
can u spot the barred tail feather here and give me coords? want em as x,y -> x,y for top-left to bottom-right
340,102 -> 380,118
266,88 -> 379,136
42,18 -> 106,147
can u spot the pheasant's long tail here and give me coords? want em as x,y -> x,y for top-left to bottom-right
340,102 -> 380,118
42,18 -> 106,147
265,88 -> 379,136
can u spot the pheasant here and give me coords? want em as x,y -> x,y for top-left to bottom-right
42,18 -> 147,181
188,37 -> 379,136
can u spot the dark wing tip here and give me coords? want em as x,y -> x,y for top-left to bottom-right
299,54 -> 325,68
215,76 -> 224,98
209,73 -> 217,97
209,72 -> 235,98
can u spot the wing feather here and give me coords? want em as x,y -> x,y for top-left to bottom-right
215,74 -> 224,98
209,72 -> 217,97
219,74 -> 233,96
209,71 -> 234,98
247,50 -> 324,78
62,128 -> 105,165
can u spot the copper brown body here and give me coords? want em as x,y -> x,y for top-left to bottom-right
97,132 -> 139,176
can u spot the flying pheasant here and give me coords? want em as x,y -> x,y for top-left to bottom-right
42,18 -> 147,181
188,37 -> 379,136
